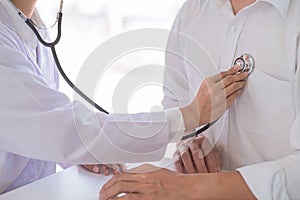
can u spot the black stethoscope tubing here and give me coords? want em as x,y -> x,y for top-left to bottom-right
20,7 -> 218,140
24,12 -> 109,114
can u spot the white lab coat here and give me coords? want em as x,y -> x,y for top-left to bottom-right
0,0 -> 184,193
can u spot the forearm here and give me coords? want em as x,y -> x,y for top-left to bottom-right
180,98 -> 206,131
189,172 -> 256,200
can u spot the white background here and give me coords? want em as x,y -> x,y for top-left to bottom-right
35,0 -> 186,170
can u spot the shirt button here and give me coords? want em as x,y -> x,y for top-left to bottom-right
231,26 -> 238,32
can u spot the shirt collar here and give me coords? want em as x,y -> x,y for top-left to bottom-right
0,0 -> 45,43
210,0 -> 290,18
262,0 -> 290,18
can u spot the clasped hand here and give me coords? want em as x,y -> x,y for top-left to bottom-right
174,135 -> 222,174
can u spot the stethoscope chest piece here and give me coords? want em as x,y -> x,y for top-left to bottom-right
234,54 -> 255,75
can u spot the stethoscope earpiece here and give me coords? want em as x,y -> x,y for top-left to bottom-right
234,54 -> 255,75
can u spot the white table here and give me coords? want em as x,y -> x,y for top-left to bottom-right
0,158 -> 175,200
0,166 -> 109,200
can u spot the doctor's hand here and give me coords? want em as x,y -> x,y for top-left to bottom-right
180,65 -> 248,131
82,164 -> 125,176
99,166 -> 197,200
173,136 -> 222,174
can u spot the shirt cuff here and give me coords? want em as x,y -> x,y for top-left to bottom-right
165,107 -> 185,141
237,161 -> 288,200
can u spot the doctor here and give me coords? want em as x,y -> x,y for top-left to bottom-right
0,0 -> 247,194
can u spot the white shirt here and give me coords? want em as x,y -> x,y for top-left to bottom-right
163,0 -> 300,199
0,0 -> 184,194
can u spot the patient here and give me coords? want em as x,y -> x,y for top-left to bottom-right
99,0 -> 300,199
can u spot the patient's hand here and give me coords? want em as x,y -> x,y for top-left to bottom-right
173,135 -> 222,174
81,164 -> 125,175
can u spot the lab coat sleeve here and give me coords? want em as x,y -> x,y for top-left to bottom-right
237,46 -> 300,199
0,45 -> 176,165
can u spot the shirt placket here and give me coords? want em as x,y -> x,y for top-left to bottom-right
219,13 -> 248,70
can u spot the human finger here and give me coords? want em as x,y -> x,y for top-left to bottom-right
173,152 -> 184,173
206,72 -> 247,103
112,164 -> 125,175
199,139 -> 218,173
225,88 -> 243,108
203,150 -> 218,173
102,165 -> 110,176
224,80 -> 246,98
82,165 -> 93,171
211,65 -> 241,82
82,165 -> 100,174
108,193 -> 143,200
100,182 -> 150,200
102,173 -> 146,191
213,148 -> 223,172
220,65 -> 241,78
179,145 -> 196,174
93,165 -> 101,174
189,141 -> 207,173
219,71 -> 248,89
211,72 -> 247,96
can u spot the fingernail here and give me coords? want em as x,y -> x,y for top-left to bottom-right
233,65 -> 240,70
112,165 -> 122,173
93,166 -> 100,173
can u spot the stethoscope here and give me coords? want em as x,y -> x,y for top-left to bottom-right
181,54 -> 255,140
11,0 -> 255,140
9,0 -> 108,114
